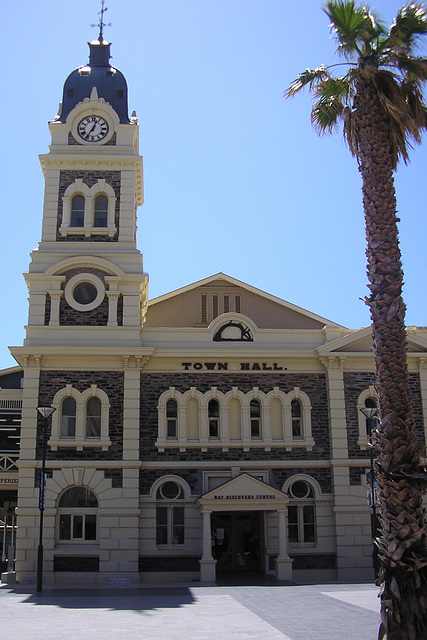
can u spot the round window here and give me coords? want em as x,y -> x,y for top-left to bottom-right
64,273 -> 105,312
73,281 -> 98,305
290,480 -> 312,499
158,481 -> 182,500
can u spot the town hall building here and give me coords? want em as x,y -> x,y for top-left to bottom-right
1,32 -> 427,586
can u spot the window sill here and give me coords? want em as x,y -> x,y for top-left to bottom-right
59,226 -> 117,238
49,438 -> 111,451
156,439 -> 315,452
55,543 -> 99,552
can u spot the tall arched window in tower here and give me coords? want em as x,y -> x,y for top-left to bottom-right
166,399 -> 178,438
86,397 -> 101,437
61,397 -> 76,437
250,399 -> 261,438
94,194 -> 108,227
208,399 -> 220,438
70,194 -> 85,227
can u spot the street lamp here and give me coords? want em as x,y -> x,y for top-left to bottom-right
36,406 -> 56,593
359,405 -> 379,579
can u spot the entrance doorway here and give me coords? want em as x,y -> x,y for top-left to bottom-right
211,511 -> 263,573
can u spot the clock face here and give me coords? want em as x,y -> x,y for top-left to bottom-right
77,115 -> 109,142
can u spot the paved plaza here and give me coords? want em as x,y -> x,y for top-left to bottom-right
1,581 -> 381,640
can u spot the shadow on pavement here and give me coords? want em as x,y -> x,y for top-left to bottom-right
1,584 -> 196,611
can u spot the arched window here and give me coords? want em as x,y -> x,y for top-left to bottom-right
357,387 -> 378,449
50,386 -> 111,451
58,487 -> 98,542
287,479 -> 316,545
94,194 -> 108,227
250,399 -> 261,438
208,399 -> 220,438
70,195 -> 85,227
363,397 -> 378,435
166,399 -> 178,438
155,481 -> 184,546
86,397 -> 101,437
61,397 -> 76,437
291,399 -> 303,438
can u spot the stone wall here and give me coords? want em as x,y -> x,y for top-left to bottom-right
58,268 -> 109,327
140,372 -> 330,463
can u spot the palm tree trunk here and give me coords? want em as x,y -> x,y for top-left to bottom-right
355,70 -> 427,640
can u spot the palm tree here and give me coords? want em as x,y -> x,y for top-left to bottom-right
285,2 -> 427,638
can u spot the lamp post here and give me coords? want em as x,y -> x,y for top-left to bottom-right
359,405 -> 379,579
36,406 -> 56,593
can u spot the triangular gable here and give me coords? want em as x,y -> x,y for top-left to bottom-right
318,325 -> 427,355
198,473 -> 288,511
145,273 -> 344,330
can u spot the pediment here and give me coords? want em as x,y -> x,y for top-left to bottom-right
318,325 -> 427,356
198,473 -> 288,511
145,273 -> 343,330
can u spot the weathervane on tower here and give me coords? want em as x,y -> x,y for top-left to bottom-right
91,0 -> 112,43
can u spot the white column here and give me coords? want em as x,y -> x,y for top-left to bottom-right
275,508 -> 293,580
49,291 -> 62,326
199,509 -> 216,581
106,291 -> 120,326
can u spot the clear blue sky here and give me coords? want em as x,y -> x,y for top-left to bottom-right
0,0 -> 426,370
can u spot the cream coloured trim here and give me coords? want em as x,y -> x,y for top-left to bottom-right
59,178 -> 117,237
64,273 -> 105,312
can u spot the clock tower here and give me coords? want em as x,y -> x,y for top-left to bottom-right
11,35 -> 151,585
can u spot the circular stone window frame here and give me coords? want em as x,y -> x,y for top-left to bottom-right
64,273 -> 105,312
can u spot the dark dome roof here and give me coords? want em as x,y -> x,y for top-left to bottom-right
59,40 -> 129,124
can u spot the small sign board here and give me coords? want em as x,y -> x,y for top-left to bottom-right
366,469 -> 380,508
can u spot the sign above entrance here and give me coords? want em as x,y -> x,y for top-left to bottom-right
197,473 -> 288,512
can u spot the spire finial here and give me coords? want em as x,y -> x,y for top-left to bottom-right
91,0 -> 112,43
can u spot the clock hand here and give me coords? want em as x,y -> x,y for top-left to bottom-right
87,121 -> 98,135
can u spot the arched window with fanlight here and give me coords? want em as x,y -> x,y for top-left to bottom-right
60,397 -> 76,437
94,194 -> 108,227
286,479 -> 316,545
70,194 -> 85,227
155,480 -> 185,546
57,486 -> 98,542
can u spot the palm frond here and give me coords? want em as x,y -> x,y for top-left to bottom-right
284,66 -> 330,98
323,0 -> 386,59
343,105 -> 359,156
312,74 -> 351,100
388,3 -> 427,53
311,94 -> 345,134
372,69 -> 427,164
388,53 -> 427,82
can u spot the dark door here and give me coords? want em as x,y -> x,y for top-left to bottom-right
212,511 -> 263,572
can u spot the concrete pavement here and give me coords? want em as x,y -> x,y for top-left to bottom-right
0,582 -> 381,640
